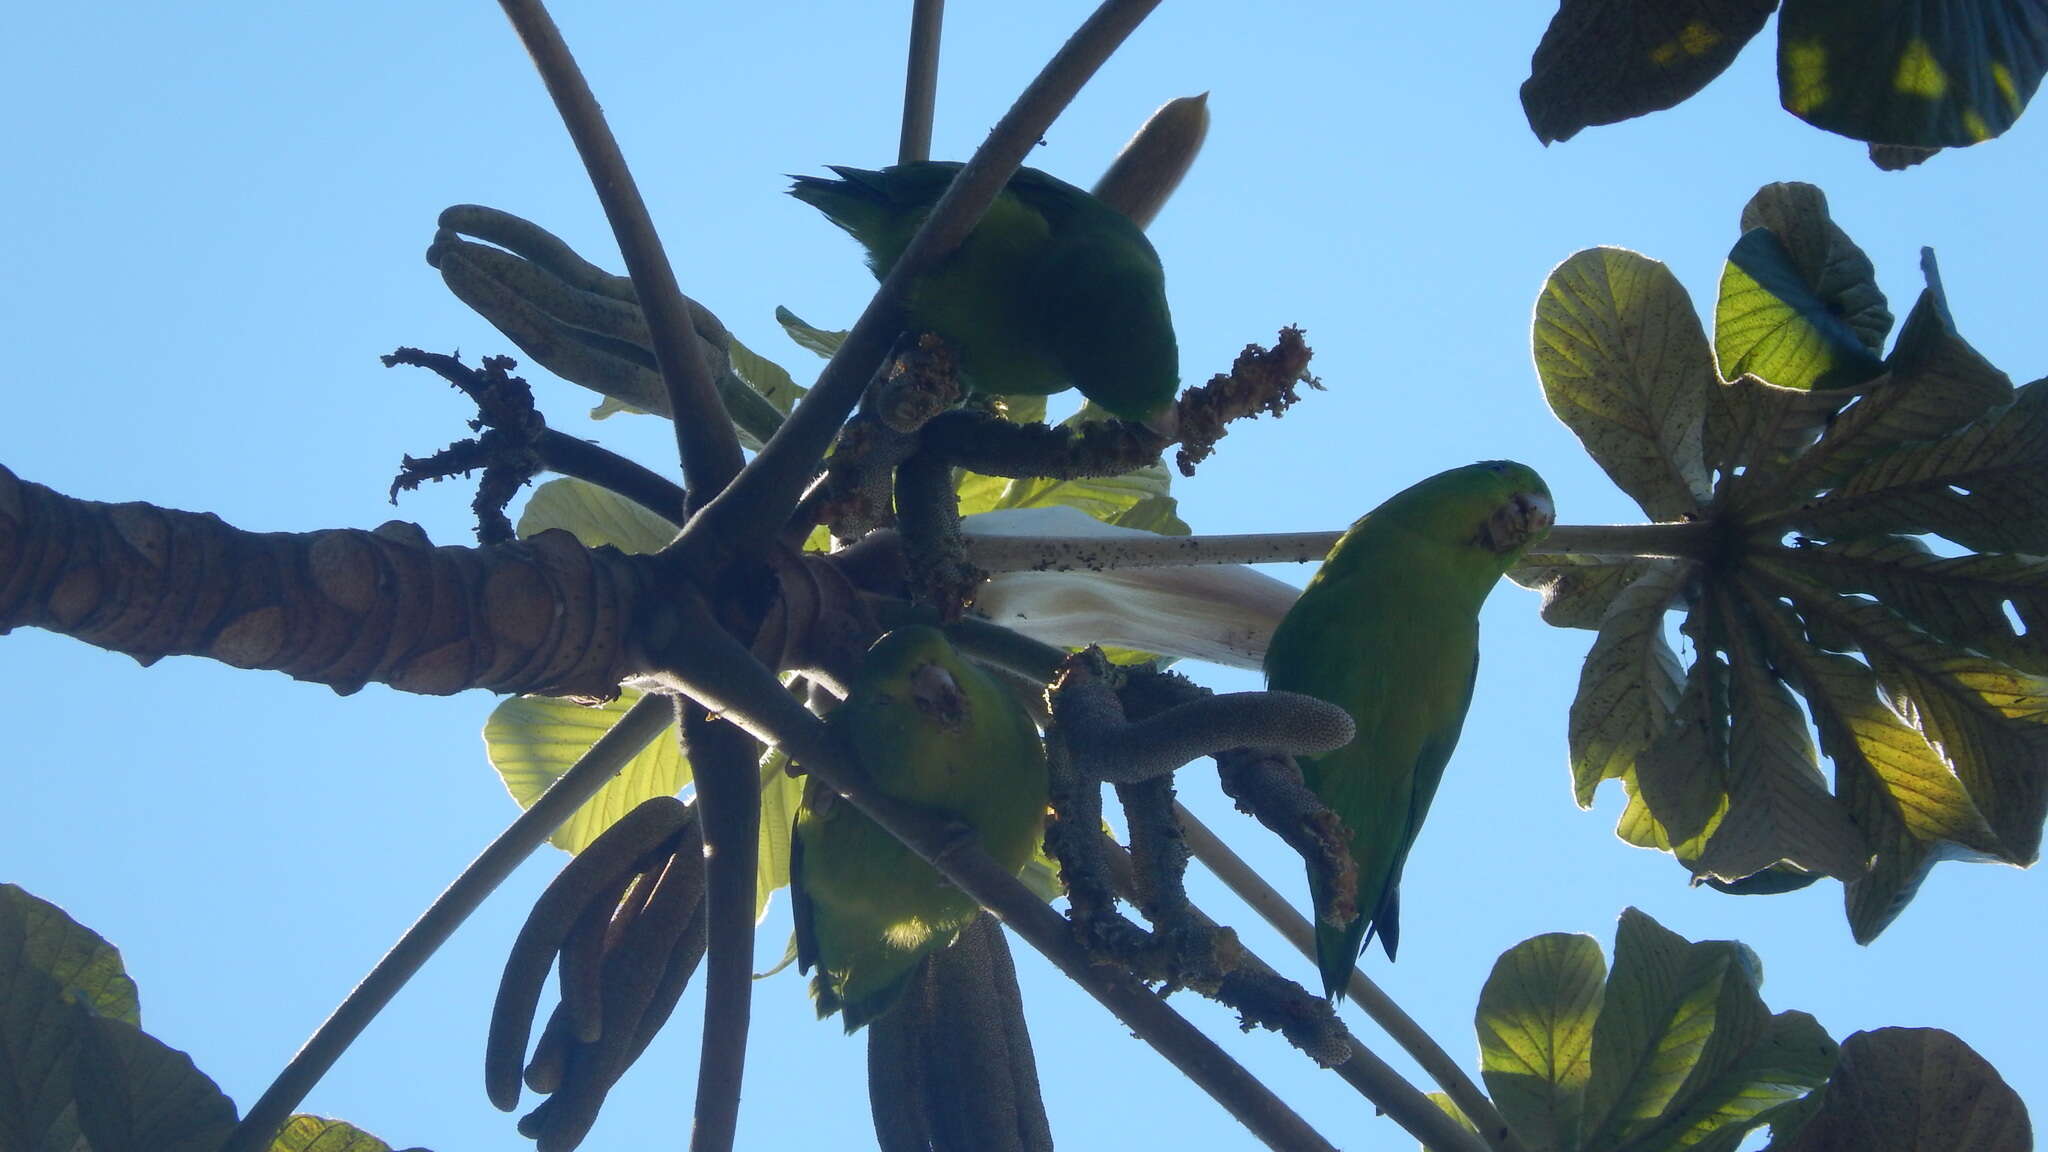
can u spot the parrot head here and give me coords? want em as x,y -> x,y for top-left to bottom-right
1041,238 -> 1182,436
1373,459 -> 1554,576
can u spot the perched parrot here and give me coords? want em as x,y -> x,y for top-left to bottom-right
1264,461 -> 1554,997
789,161 -> 1181,434
791,627 -> 1050,1032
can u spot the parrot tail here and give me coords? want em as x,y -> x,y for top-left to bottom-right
813,965 -> 921,1036
1314,916 -> 1371,1002
788,167 -> 916,273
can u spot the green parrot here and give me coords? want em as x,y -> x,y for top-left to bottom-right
792,627 -> 1050,1032
1263,461 -> 1554,997
789,161 -> 1181,434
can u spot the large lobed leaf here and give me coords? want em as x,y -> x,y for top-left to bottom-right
1474,909 -> 1836,1152
2,886 -> 432,1152
1533,185 -> 2048,939
484,688 -> 691,856
1763,1027 -> 2031,1151
1778,0 -> 2048,150
1519,0 -> 2048,165
1519,0 -> 1779,145
1534,247 -> 1714,522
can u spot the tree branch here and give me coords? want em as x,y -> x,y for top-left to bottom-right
675,0 -> 1167,570
961,521 -> 1722,573
496,0 -> 745,496
1095,832 -> 1492,1152
0,465 -> 652,699
1175,805 -> 1525,1152
898,0 -> 945,164
645,590 -> 1336,1151
538,429 -> 690,525
221,693 -> 675,1152
680,706 -> 761,1152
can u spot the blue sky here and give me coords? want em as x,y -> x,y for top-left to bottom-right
2,3 -> 2043,1149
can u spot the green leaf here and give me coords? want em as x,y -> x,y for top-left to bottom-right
727,332 -> 806,415
1737,183 -> 1892,357
1478,912 -> 1835,1152
1777,0 -> 2048,149
756,749 -> 805,923
269,1114 -> 431,1152
1510,556 -> 1651,632
0,885 -> 139,1027
1708,374 -> 1853,501
1835,749 -> 1949,945
1568,563 -> 1691,805
958,404 -> 1191,533
776,305 -> 848,359
959,469 -> 1188,530
1791,377 -> 2047,555
484,689 -> 688,854
1534,248 -> 1714,521
1626,649 -> 1731,865
1745,265 -> 2014,522
1715,228 -> 1886,393
1579,910 -> 1728,1146
1420,1091 -> 1483,1152
1578,910 -> 1832,1152
272,1116 -> 389,1151
1767,537 -> 2048,676
0,908 -> 89,1152
1764,1028 -> 2029,1152
1518,0 -> 1777,144
71,1012 -> 236,1152
1016,836 -> 1067,903
1476,932 -> 1606,1149
1758,569 -> 2048,863
1747,594 -> 2001,938
1692,592 -> 1870,883
1701,866 -> 1824,897
1616,1009 -> 1838,1152
517,476 -> 679,554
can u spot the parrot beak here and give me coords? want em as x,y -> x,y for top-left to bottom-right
908,661 -> 968,728
1481,490 -> 1555,554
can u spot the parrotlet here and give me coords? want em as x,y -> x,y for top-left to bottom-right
790,161 -> 1180,434
1264,461 -> 1554,997
791,627 -> 1050,1032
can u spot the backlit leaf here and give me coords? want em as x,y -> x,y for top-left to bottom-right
1535,248 -> 1714,520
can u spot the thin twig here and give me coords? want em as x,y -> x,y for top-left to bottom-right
1528,522 -> 1721,561
964,529 -> 1340,572
898,0 -> 945,164
497,0 -> 745,496
221,694 -> 676,1152
647,590 -> 1336,1152
680,706 -> 761,1152
538,429 -> 689,524
1096,835 -> 1491,1152
961,521 -> 1718,574
1175,804 -> 1526,1152
676,0 -> 1167,571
